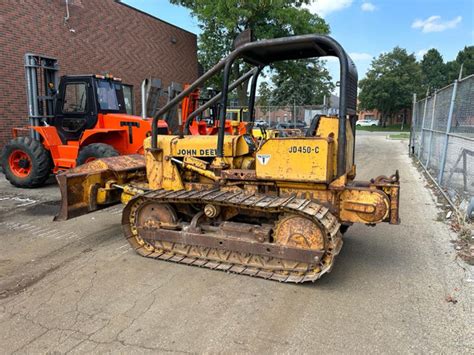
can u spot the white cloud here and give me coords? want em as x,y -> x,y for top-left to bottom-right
303,0 -> 353,17
412,15 -> 462,33
361,2 -> 376,12
323,56 -> 339,63
416,48 -> 429,59
349,52 -> 373,61
415,46 -> 437,59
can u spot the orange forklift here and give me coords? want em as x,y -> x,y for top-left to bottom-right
2,55 -> 257,188
1,54 -> 168,188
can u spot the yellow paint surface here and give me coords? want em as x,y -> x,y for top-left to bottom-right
256,138 -> 334,182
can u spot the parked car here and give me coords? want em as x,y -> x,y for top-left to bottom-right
356,119 -> 379,127
275,122 -> 306,130
254,120 -> 269,128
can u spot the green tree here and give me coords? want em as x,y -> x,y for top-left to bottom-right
445,60 -> 461,83
446,46 -> 474,82
421,49 -> 446,93
456,46 -> 474,76
359,47 -> 422,126
256,81 -> 272,113
271,60 -> 334,106
170,0 -> 330,104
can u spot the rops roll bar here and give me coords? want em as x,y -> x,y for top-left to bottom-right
151,34 -> 357,177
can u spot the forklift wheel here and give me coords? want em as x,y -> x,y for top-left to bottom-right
1,137 -> 52,188
76,143 -> 119,166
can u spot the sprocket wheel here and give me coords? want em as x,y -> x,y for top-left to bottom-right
273,214 -> 326,251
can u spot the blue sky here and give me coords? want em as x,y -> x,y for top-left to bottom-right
123,0 -> 473,82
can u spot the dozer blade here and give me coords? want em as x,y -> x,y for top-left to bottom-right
55,154 -> 146,221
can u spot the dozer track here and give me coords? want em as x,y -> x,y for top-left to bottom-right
123,188 -> 343,283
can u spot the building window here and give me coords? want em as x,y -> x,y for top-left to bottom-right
62,82 -> 87,113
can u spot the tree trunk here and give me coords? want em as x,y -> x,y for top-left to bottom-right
237,83 -> 249,107
233,65 -> 249,107
380,113 -> 387,127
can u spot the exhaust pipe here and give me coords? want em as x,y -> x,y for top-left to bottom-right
141,78 -> 149,119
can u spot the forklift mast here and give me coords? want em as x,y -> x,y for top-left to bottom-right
24,53 -> 59,140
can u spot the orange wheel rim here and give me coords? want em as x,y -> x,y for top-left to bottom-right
8,150 -> 32,177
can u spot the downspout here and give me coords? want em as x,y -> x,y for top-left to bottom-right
64,0 -> 70,23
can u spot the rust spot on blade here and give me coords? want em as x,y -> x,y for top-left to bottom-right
64,154 -> 145,175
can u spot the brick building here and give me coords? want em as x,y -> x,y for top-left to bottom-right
0,0 -> 198,147
358,109 -> 381,121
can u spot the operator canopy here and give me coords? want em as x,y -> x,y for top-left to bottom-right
239,35 -> 346,65
233,34 -> 358,113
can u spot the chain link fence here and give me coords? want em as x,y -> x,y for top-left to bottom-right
229,105 -> 337,127
410,75 -> 474,216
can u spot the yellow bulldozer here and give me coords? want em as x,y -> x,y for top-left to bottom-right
56,34 -> 400,283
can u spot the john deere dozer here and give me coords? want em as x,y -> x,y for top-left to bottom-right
56,34 -> 400,283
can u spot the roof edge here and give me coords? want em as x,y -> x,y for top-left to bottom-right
114,0 -> 197,37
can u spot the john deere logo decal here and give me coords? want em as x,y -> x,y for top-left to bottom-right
257,154 -> 271,165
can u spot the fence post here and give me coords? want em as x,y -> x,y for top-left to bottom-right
438,80 -> 458,185
410,93 -> 416,155
293,99 -> 296,127
425,91 -> 437,167
417,95 -> 429,158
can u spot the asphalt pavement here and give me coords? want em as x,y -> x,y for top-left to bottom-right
0,132 -> 472,353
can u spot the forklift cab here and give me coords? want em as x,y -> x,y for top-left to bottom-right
53,75 -> 128,143
2,55 -> 166,188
